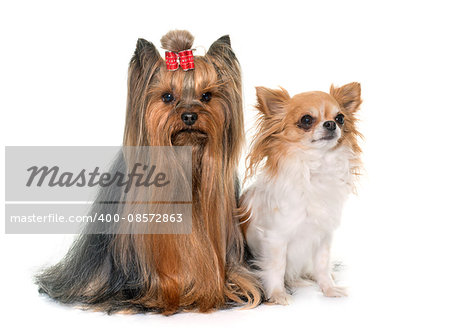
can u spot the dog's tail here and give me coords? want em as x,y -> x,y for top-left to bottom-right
224,261 -> 263,308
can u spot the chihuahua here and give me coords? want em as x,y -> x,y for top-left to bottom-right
240,83 -> 362,304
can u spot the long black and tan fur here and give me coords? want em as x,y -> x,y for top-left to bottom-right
36,30 -> 262,315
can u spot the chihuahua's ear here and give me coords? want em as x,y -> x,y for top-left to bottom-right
131,38 -> 162,70
330,82 -> 362,113
256,87 -> 290,116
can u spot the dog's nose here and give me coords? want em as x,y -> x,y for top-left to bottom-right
181,112 -> 198,126
323,121 -> 336,131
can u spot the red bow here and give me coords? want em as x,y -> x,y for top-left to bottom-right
165,50 -> 195,71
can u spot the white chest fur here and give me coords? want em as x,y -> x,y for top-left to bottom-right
244,145 -> 356,301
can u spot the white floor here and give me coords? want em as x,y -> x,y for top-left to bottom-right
2,191 -> 448,333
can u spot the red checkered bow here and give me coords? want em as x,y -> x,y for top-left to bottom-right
165,50 -> 195,71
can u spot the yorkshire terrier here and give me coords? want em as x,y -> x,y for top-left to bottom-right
36,30 -> 261,314
240,83 -> 362,304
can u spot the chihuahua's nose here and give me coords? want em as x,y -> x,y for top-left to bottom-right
323,121 -> 336,131
181,112 -> 198,126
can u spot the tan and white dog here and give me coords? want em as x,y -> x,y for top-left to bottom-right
240,83 -> 362,304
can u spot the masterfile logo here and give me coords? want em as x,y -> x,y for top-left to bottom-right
5,146 -> 193,234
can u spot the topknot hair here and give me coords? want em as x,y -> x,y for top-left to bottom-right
160,30 -> 194,52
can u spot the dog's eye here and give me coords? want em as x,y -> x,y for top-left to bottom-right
335,113 -> 345,125
162,93 -> 175,103
201,92 -> 212,102
298,115 -> 314,129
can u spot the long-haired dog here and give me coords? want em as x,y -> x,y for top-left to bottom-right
240,83 -> 362,304
36,30 -> 261,314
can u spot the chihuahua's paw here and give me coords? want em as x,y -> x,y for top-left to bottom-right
322,286 -> 348,297
268,289 -> 293,305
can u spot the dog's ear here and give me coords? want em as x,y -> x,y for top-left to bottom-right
131,38 -> 162,70
330,82 -> 362,113
207,35 -> 232,56
255,87 -> 290,116
207,35 -> 240,74
124,39 -> 162,146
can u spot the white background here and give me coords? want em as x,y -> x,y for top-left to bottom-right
1,0 -> 449,332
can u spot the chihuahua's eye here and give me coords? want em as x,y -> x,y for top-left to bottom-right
298,115 -> 314,129
162,93 -> 175,104
201,92 -> 212,102
335,113 -> 345,125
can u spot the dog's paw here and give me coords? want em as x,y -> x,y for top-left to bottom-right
268,289 -> 293,305
322,286 -> 348,297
